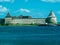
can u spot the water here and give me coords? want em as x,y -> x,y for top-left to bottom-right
0,26 -> 60,45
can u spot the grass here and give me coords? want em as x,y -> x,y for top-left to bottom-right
0,23 -> 59,26
9,24 -> 38,26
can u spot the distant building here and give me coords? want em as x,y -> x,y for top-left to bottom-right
5,10 -> 57,25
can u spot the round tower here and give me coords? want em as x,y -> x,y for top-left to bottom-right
5,12 -> 12,24
45,10 -> 57,24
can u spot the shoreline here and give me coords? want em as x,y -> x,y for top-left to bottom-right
0,24 -> 59,26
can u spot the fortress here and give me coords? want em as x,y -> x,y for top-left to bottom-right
0,10 -> 57,25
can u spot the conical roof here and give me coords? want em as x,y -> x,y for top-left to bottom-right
48,10 -> 56,18
6,12 -> 11,18
46,10 -> 57,24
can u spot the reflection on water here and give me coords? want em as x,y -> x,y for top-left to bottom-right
0,26 -> 60,45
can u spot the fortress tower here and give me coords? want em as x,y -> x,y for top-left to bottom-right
5,12 -> 12,24
46,10 -> 57,24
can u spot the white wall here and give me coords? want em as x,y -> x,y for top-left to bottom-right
5,18 -> 12,24
10,19 -> 46,24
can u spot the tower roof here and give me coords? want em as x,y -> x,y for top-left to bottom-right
48,10 -> 56,18
6,12 -> 11,18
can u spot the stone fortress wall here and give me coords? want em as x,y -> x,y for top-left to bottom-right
5,10 -> 57,25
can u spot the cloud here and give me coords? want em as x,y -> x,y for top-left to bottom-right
0,13 -> 4,15
20,8 -> 30,13
14,8 -> 30,13
0,0 -> 14,3
11,0 -> 14,3
25,0 -> 28,2
41,0 -> 60,3
57,11 -> 60,14
36,12 -> 45,17
0,5 -> 8,12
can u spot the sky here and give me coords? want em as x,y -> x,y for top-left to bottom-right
0,0 -> 60,22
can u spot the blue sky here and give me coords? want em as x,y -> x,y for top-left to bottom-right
0,0 -> 60,22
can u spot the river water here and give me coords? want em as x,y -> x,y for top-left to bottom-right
0,26 -> 60,45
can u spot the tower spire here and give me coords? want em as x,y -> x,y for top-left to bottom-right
48,10 -> 56,17
5,12 -> 11,18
